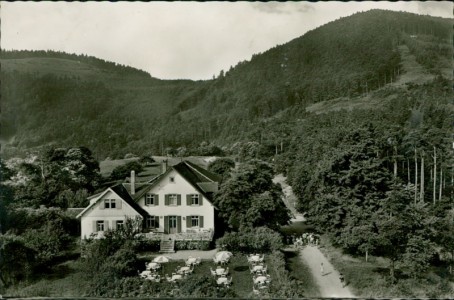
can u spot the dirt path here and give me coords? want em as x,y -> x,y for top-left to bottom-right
301,245 -> 354,298
274,174 -> 355,297
273,174 -> 304,221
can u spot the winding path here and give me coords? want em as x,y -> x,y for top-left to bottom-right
275,174 -> 355,298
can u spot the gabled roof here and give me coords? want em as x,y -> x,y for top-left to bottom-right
126,161 -> 220,204
79,161 -> 221,219
76,183 -> 148,219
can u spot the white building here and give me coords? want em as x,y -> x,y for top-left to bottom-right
77,161 -> 220,242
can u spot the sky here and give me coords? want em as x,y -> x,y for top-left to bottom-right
1,1 -> 452,80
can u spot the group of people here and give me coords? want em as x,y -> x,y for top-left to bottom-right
288,232 -> 320,248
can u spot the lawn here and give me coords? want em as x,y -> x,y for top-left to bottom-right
4,259 -> 91,298
283,249 -> 321,297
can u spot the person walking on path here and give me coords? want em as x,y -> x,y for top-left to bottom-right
320,262 -> 324,275
339,272 -> 345,287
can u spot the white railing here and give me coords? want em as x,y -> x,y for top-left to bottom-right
137,229 -> 214,241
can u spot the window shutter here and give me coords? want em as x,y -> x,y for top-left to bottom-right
177,216 -> 182,233
104,220 -> 109,231
186,195 -> 191,205
177,195 -> 181,205
186,216 -> 191,228
112,220 -> 117,230
199,194 -> 203,205
155,216 -> 160,229
165,195 -> 169,205
99,200 -> 105,210
199,216 -> 204,228
117,199 -> 122,209
164,216 -> 169,233
155,194 -> 159,205
93,221 -> 97,232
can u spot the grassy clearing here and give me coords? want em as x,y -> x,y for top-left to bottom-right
4,260 -> 90,298
318,236 -> 454,298
283,249 -> 321,297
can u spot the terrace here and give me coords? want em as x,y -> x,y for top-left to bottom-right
138,228 -> 214,241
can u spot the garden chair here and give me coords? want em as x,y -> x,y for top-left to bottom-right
225,277 -> 233,287
195,257 -> 202,265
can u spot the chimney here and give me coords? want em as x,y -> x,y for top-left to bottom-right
161,160 -> 167,174
130,170 -> 135,195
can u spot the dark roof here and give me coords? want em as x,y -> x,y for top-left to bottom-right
110,184 -> 149,217
111,160 -> 220,207
174,161 -> 220,184
183,161 -> 222,183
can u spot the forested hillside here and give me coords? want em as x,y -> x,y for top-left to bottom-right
1,9 -> 452,160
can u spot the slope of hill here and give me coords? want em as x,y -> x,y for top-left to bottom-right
1,9 -> 452,159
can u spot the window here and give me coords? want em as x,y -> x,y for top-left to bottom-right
169,194 -> 177,205
104,199 -> 116,209
145,194 -> 156,206
146,216 -> 159,229
190,194 -> 199,205
116,220 -> 124,229
191,216 -> 199,227
169,176 -> 175,183
96,220 -> 105,232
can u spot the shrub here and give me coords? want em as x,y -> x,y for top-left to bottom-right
135,238 -> 160,252
267,250 -> 306,298
175,240 -> 212,251
216,227 -> 283,253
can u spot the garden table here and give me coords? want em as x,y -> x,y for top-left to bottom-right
139,270 -> 152,278
216,276 -> 228,285
254,275 -> 268,284
171,274 -> 183,281
177,266 -> 190,274
252,265 -> 264,273
215,267 -> 226,276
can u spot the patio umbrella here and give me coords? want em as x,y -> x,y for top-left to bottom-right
153,255 -> 171,263
214,251 -> 233,261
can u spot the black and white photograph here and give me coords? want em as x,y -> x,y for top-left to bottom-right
0,1 -> 453,298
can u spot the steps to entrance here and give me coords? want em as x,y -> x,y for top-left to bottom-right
159,238 -> 175,253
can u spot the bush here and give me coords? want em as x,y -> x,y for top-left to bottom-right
216,227 -> 283,253
267,250 -> 306,298
135,238 -> 160,252
175,240 -> 212,251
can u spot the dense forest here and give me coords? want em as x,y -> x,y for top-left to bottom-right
1,9 -> 451,159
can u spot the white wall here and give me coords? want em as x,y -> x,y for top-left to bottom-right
80,189 -> 141,239
137,169 -> 215,233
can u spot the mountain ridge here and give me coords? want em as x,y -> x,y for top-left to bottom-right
1,9 -> 452,159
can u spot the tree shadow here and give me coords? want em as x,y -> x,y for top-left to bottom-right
233,266 -> 250,272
